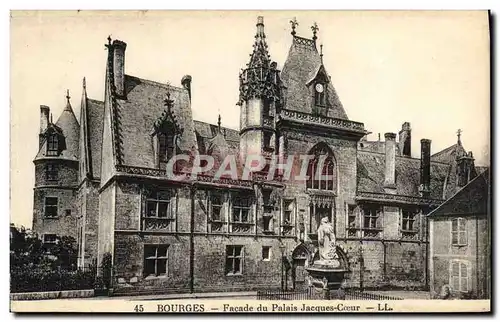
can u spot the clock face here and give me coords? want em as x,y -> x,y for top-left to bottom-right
315,83 -> 324,93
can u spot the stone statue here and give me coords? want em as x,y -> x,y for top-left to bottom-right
316,217 -> 339,267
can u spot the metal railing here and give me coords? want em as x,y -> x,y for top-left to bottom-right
345,289 -> 403,300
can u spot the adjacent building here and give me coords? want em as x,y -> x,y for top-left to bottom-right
32,17 -> 485,295
428,168 -> 490,299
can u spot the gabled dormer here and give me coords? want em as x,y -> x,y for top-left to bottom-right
307,62 -> 331,116
280,19 -> 348,120
152,91 -> 183,170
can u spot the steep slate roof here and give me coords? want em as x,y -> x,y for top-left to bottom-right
430,143 -> 467,163
116,75 -> 197,168
35,97 -> 80,162
281,35 -> 347,119
87,99 -> 104,178
193,120 -> 239,143
357,150 -> 450,200
193,120 -> 241,176
428,168 -> 489,217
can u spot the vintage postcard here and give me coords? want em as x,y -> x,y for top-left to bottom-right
10,10 -> 491,313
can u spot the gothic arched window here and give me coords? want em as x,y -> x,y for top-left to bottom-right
306,144 -> 335,191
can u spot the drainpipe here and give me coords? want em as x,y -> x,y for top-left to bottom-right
189,184 -> 196,293
476,214 -> 479,298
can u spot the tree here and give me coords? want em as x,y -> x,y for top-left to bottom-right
10,224 -> 78,271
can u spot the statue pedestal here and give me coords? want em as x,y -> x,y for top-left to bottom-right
306,265 -> 347,299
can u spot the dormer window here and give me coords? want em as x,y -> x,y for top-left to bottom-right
158,131 -> 175,170
314,83 -> 326,107
47,134 -> 59,156
153,92 -> 183,170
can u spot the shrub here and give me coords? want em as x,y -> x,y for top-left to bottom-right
10,267 -> 96,293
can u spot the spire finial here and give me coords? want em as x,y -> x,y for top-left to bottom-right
311,22 -> 319,41
290,17 -> 299,36
82,77 -> 86,90
217,114 -> 221,132
64,89 -> 72,111
255,16 -> 265,39
107,35 -> 112,45
320,44 -> 324,62
164,85 -> 174,114
457,129 -> 462,145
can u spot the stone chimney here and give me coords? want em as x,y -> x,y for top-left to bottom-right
181,75 -> 192,101
39,105 -> 50,148
457,151 -> 475,187
399,122 -> 411,157
112,40 -> 127,98
419,139 -> 431,197
384,132 -> 397,189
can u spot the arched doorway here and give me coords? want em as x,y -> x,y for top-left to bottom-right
291,243 -> 313,290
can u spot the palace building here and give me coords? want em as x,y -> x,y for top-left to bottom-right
32,17 -> 484,294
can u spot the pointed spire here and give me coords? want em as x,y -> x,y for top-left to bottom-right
217,114 -> 221,133
64,89 -> 72,111
83,77 -> 86,90
248,16 -> 270,69
311,22 -> 319,41
320,44 -> 324,63
290,17 -> 299,36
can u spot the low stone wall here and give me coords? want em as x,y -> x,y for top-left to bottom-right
10,289 -> 94,301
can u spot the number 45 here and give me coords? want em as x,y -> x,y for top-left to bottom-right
134,305 -> 144,312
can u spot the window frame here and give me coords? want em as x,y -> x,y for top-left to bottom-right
156,130 -> 176,170
263,132 -> 273,151
451,217 -> 467,246
361,205 -> 383,238
231,192 -> 252,224
46,134 -> 59,156
143,244 -> 169,278
262,246 -> 271,261
145,190 -> 173,219
282,199 -> 295,226
306,155 -> 335,191
43,234 -> 57,244
225,245 -> 244,275
45,164 -> 58,181
44,197 -> 58,218
209,191 -> 225,222
450,260 -> 469,293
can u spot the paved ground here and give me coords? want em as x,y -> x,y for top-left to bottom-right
93,290 -> 431,301
96,291 -> 258,301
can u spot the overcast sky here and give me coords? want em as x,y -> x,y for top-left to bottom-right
10,11 -> 490,228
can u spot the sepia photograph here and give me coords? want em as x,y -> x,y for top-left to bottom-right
9,10 -> 491,313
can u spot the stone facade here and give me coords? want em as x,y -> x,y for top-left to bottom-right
32,16 -> 485,295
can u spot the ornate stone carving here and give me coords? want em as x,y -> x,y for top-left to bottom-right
280,109 -> 365,133
116,164 -> 167,177
143,218 -> 174,231
281,224 -> 294,236
210,221 -> 226,233
356,191 -> 443,206
231,223 -> 253,233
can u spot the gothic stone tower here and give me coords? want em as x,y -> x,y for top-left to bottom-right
237,16 -> 283,160
32,91 -> 80,245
